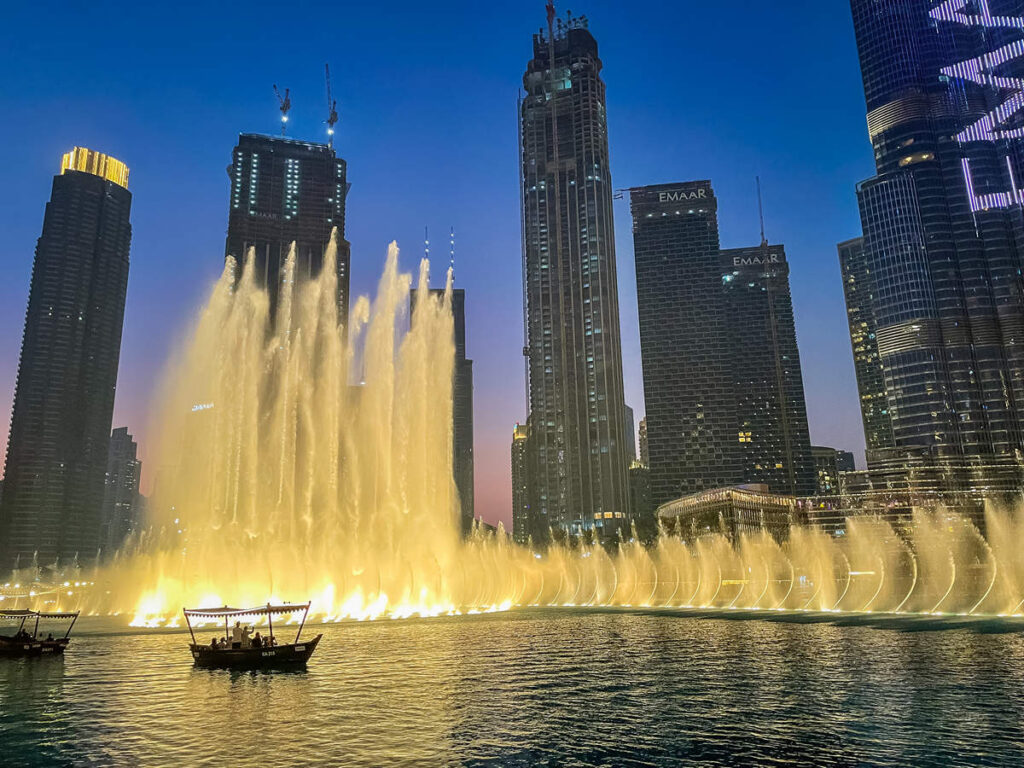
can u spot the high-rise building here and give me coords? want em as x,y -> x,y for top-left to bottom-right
623,404 -> 637,464
722,244 -> 816,496
511,423 -> 530,545
811,446 -> 856,496
101,427 -> 142,552
838,237 -> 894,451
411,288 -> 474,534
0,148 -> 132,571
631,181 -> 815,505
519,8 -> 630,537
226,133 -> 351,321
638,417 -> 649,467
847,1 -> 1024,479
631,182 -> 740,507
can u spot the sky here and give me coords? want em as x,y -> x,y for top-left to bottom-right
0,1 -> 875,529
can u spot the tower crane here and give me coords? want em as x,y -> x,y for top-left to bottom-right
273,84 -> 291,136
325,64 -> 339,146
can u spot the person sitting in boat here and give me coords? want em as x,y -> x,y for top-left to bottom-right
46,633 -> 54,642
252,632 -> 262,649
231,621 -> 243,649
209,637 -> 218,651
218,637 -> 228,650
242,625 -> 253,648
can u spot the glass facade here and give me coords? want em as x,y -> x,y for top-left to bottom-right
849,0 -> 1024,469
0,154 -> 133,570
631,182 -> 815,505
519,13 -> 630,537
226,133 -> 352,324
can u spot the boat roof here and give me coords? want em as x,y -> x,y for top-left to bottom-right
183,603 -> 310,619
0,609 -> 80,619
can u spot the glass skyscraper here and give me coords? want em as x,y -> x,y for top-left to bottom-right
519,9 -> 630,537
630,182 -> 815,506
838,237 -> 895,452
0,148 -> 132,571
226,133 -> 351,322
411,288 -> 474,535
848,0 -> 1024,475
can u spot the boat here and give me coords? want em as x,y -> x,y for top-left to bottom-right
0,609 -> 80,657
183,602 -> 322,669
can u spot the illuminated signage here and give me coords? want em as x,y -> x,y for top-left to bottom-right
658,188 -> 707,203
930,0 -> 1024,210
733,253 -> 781,266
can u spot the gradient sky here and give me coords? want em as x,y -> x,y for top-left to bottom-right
0,1 -> 874,528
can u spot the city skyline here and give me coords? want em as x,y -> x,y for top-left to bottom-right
0,2 -> 872,529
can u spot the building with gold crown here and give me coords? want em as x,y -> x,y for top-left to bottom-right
0,148 -> 133,572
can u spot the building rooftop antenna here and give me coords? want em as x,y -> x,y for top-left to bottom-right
273,84 -> 291,136
449,226 -> 456,283
325,64 -> 339,147
756,175 -> 768,247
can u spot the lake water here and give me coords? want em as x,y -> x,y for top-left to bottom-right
2,608 -> 1023,767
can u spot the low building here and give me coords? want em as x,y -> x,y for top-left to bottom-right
657,485 -> 797,544
811,446 -> 856,495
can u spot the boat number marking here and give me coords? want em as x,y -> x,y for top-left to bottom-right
295,646 -> 305,652
262,651 -> 276,657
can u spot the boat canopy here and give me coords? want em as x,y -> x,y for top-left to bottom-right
182,603 -> 310,619
0,610 -> 80,619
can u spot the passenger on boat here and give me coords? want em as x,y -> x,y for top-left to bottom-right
232,621 -> 243,649
210,637 -> 218,650
252,632 -> 262,649
218,637 -> 228,649
242,625 -> 253,648
46,633 -> 54,642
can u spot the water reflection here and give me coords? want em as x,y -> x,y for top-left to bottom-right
2,610 -> 1023,767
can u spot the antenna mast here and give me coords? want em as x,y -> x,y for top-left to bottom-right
325,64 -> 339,146
273,85 -> 291,136
449,226 -> 456,282
756,175 -> 767,247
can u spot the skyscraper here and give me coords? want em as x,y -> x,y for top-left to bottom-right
811,445 -> 856,496
847,1 -> 1024,480
623,404 -> 637,464
226,133 -> 351,321
630,182 -> 741,507
101,427 -> 142,552
411,288 -> 474,534
638,417 -> 649,467
511,423 -> 530,544
838,237 -> 894,451
519,7 -> 630,537
631,181 -> 815,505
722,244 -> 816,496
0,148 -> 132,571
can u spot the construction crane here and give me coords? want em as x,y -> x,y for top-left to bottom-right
273,84 -> 291,136
325,64 -> 339,146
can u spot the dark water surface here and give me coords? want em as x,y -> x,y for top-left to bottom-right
2,608 -> 1024,767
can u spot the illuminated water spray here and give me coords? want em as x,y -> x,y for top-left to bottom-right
4,237 -> 1024,623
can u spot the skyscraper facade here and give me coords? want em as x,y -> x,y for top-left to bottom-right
519,9 -> 630,536
630,181 -> 740,507
722,244 -> 816,496
226,133 -> 351,321
838,236 -> 895,451
631,181 -> 815,506
511,423 -> 530,544
101,427 -> 142,552
848,0 -> 1024,476
623,404 -> 637,464
0,148 -> 132,571
411,288 -> 474,534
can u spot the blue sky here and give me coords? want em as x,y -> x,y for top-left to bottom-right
0,1 -> 875,526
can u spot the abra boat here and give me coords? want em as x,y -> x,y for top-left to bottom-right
0,610 -> 80,657
183,602 -> 322,670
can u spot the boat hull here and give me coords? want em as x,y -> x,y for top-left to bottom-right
189,634 -> 322,669
0,637 -> 68,658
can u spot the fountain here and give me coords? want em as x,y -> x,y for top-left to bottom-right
4,237 -> 1024,624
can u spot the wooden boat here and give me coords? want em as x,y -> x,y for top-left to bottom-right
183,602 -> 322,670
0,609 -> 79,657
